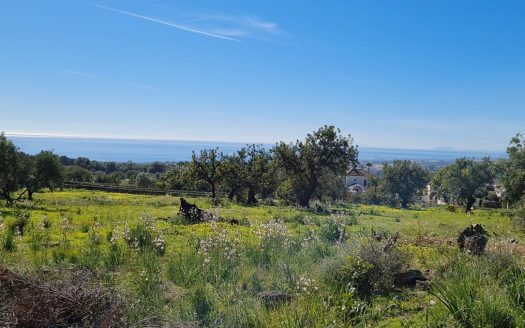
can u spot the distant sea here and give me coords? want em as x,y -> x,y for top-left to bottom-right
8,136 -> 506,163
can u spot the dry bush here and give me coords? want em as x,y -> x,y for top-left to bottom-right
0,266 -> 123,327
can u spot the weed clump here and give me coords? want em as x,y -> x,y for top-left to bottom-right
123,214 -> 166,256
9,208 -> 30,236
431,253 -> 522,328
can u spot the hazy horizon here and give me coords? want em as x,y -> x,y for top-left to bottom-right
3,132 -> 510,153
6,134 -> 506,164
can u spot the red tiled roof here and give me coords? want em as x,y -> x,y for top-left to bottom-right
347,168 -> 371,177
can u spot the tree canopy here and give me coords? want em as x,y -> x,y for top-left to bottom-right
382,160 -> 430,208
0,133 -> 20,203
432,158 -> 493,212
502,133 -> 525,204
189,148 -> 223,199
273,125 -> 358,207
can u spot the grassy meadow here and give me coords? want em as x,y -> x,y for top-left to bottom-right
1,190 -> 525,327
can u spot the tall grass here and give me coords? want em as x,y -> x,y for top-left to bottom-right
431,252 -> 523,328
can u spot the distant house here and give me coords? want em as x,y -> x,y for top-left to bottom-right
421,183 -> 447,205
346,168 -> 372,194
493,180 -> 506,199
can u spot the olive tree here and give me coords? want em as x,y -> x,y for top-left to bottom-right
189,148 -> 223,199
0,133 -> 19,203
382,160 -> 430,208
273,125 -> 358,207
432,158 -> 493,212
502,133 -> 525,204
19,151 -> 64,200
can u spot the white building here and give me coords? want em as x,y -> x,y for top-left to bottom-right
346,168 -> 372,194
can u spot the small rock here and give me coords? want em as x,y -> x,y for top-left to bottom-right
395,269 -> 427,288
257,291 -> 291,308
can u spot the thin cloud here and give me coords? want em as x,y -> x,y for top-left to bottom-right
66,69 -> 155,91
189,12 -> 280,35
66,70 -> 99,78
91,4 -> 239,41
126,82 -> 156,91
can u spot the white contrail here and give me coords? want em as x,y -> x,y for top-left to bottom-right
66,70 -> 98,78
91,4 -> 240,41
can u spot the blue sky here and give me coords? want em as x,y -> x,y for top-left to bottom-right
1,0 -> 524,151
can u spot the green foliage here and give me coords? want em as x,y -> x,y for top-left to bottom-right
431,253 -> 523,328
123,214 -> 166,256
216,144 -> 278,204
2,227 -> 16,251
322,235 -> 409,299
132,250 -> 163,316
134,172 -> 156,189
64,165 -> 93,182
318,213 -> 353,243
9,208 -> 30,235
383,160 -> 430,208
193,286 -> 213,324
34,151 -> 64,191
160,162 -> 204,190
17,150 -> 64,200
273,125 -> 358,207
0,132 -> 20,203
1,189 -> 523,327
219,151 -> 247,201
190,148 -> 223,199
432,158 -> 493,212
104,232 -> 125,270
502,133 -> 525,204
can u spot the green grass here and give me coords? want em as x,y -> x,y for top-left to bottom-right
0,189 -> 523,327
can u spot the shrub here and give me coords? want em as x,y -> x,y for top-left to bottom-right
318,213 -> 351,244
447,205 -> 457,213
9,209 -> 30,235
40,215 -> 51,229
80,223 -> 91,233
123,214 -> 165,256
323,235 -> 409,297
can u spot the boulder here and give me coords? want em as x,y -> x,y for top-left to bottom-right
457,224 -> 488,255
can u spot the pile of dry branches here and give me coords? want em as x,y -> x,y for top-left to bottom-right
0,266 -> 123,327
